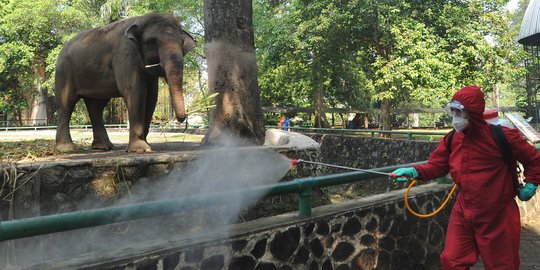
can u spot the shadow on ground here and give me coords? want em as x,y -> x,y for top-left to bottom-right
470,220 -> 540,270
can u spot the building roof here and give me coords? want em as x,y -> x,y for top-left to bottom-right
519,0 -> 540,45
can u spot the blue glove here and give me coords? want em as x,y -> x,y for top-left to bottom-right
391,167 -> 419,182
517,182 -> 538,201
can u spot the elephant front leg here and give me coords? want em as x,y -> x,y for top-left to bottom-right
83,98 -> 115,150
125,92 -> 152,153
144,79 -> 159,139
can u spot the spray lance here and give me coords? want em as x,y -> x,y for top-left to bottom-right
291,159 -> 458,218
291,159 -> 398,177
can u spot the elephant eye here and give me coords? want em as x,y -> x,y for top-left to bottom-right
162,28 -> 175,34
144,38 -> 158,47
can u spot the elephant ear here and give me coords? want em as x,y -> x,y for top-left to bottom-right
124,23 -> 139,41
182,31 -> 196,55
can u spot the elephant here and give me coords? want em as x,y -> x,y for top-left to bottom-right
54,12 -> 196,153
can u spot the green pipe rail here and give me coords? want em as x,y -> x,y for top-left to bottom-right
0,161 -> 426,242
0,124 -> 128,131
266,125 -> 449,141
2,124 -> 446,141
0,123 -> 209,132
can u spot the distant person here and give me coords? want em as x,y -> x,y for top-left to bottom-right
347,113 -> 361,129
392,85 -> 540,270
283,117 -> 291,131
278,117 -> 285,129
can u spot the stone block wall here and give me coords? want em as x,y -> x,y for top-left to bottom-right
20,184 -> 453,270
0,134 -> 439,221
318,135 -> 438,169
0,147 -> 321,220
2,152 -> 198,219
314,135 -> 441,198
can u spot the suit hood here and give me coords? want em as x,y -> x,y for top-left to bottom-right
451,85 -> 485,125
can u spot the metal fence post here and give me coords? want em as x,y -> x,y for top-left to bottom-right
298,187 -> 312,217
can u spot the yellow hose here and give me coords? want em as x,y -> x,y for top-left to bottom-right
404,178 -> 458,218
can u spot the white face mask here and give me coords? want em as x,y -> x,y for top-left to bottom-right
446,100 -> 469,132
452,115 -> 469,132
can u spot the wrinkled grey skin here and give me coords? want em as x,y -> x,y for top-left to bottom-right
55,13 -> 195,152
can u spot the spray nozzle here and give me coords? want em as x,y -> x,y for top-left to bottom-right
291,159 -> 301,167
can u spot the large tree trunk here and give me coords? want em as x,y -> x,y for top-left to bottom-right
380,98 -> 392,137
313,87 -> 329,128
23,61 -> 48,125
312,59 -> 328,128
202,0 -> 265,145
29,87 -> 48,126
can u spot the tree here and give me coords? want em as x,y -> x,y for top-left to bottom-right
356,0 -> 522,131
512,0 -> 539,119
0,0 -> 209,127
254,0 -> 374,128
202,0 -> 265,145
0,0 -> 91,125
254,0 -> 523,131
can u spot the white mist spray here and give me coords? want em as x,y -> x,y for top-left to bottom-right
2,134 -> 293,268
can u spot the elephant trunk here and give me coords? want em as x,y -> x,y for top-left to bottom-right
160,47 -> 187,123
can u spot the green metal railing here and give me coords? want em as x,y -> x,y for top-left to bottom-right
0,161 -> 426,242
0,123 -> 207,132
2,124 -> 446,141
266,126 -> 449,141
0,124 -> 128,131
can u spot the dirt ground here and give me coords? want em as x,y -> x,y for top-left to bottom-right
0,129 -> 203,162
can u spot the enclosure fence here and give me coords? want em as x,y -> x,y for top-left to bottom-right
0,161 -> 426,242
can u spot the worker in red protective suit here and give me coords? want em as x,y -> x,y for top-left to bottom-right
392,85 -> 540,270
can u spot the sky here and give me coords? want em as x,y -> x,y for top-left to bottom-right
507,0 -> 521,12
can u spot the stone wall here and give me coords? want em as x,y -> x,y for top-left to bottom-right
18,183 -> 454,270
0,147 -> 321,220
315,135 -> 441,198
318,135 -> 438,169
2,152 -> 198,219
1,134 -> 440,222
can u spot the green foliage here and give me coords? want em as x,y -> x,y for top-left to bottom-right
254,0 -> 374,110
70,102 -> 91,125
187,92 -> 218,115
0,0 -> 207,125
0,0 -> 92,124
0,139 -> 57,161
0,0 -> 531,130
0,42 -> 34,91
0,89 -> 28,114
254,0 -> 527,129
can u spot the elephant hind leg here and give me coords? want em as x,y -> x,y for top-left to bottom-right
83,98 -> 115,150
55,88 -> 79,152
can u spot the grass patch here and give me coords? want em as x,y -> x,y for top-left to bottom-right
135,132 -> 203,143
0,139 -> 59,161
0,130 -> 203,162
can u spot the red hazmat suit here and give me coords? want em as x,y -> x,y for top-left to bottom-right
414,86 -> 540,270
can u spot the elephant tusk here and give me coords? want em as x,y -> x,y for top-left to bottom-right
145,63 -> 161,68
